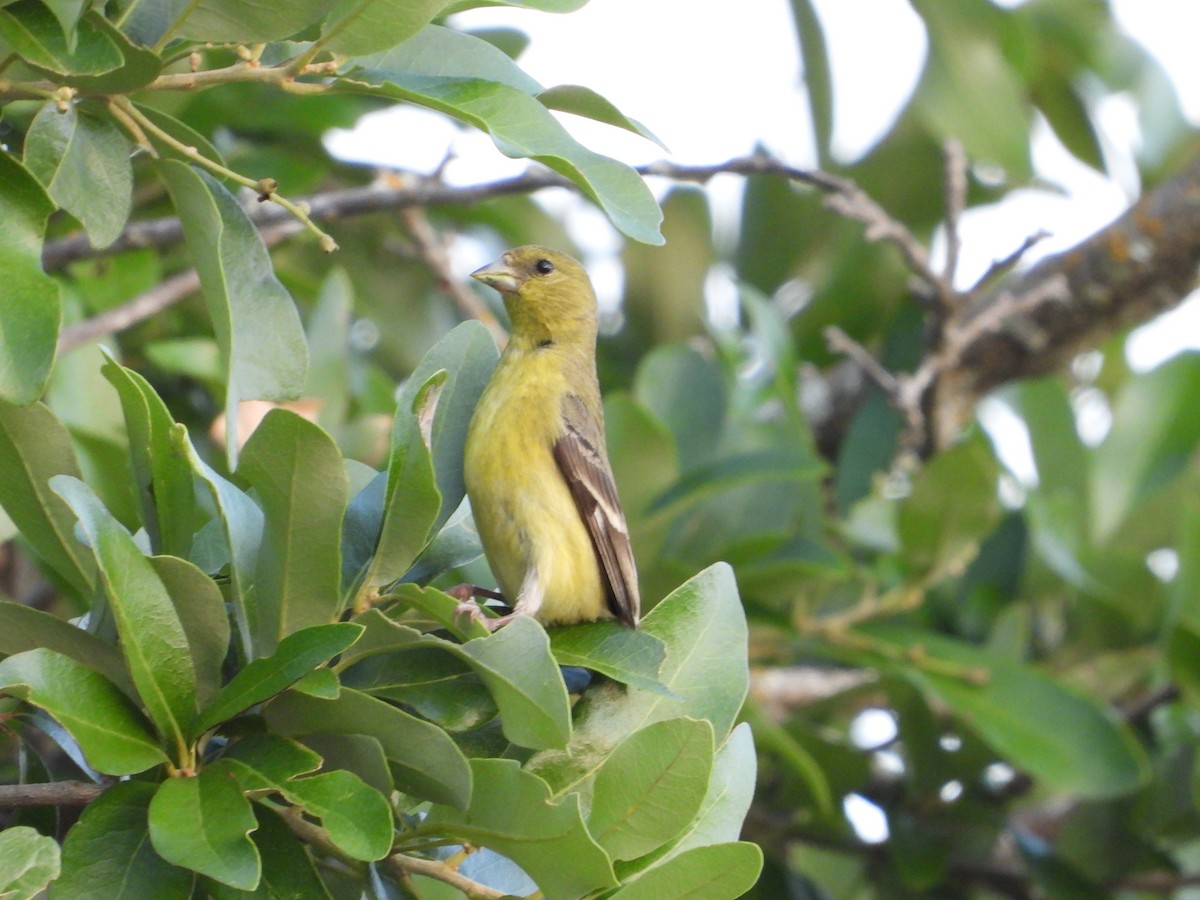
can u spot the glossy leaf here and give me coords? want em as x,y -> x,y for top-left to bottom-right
866,626 -> 1149,798
101,353 -> 197,559
608,842 -> 763,900
425,758 -> 617,897
166,0 -> 330,43
549,621 -> 670,695
0,601 -> 129,693
156,161 -> 307,462
0,648 -> 165,775
528,564 -> 748,796
149,556 -> 229,708
898,434 -> 1001,575
57,782 -> 194,900
345,371 -> 444,600
23,101 -> 132,249
0,826 -> 59,899
340,26 -> 663,245
538,84 -> 667,148
221,733 -> 323,789
52,476 -> 197,755
177,428 -> 264,661
344,609 -> 569,748
277,770 -> 392,861
148,770 -> 260,891
209,807 -> 330,900
0,154 -> 61,405
0,1 -> 121,76
663,722 -> 759,859
320,0 -> 448,55
1091,353 -> 1200,541
588,717 -> 714,860
239,410 -> 349,652
394,320 -> 499,533
192,623 -> 362,737
264,687 -> 472,809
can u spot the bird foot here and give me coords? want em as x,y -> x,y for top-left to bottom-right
447,584 -> 510,631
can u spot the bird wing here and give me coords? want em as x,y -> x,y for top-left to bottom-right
552,394 -> 641,627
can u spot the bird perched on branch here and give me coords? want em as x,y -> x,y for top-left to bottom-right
457,245 -> 640,631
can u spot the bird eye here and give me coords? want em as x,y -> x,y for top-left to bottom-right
534,259 -> 555,275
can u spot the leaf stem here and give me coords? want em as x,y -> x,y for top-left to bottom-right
109,96 -> 339,251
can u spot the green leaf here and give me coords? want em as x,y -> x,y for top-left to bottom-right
176,428 -> 264,661
193,623 -> 362,737
588,717 -> 714,861
0,1 -> 121,76
156,161 -> 307,462
219,734 -> 392,860
0,649 -> 165,775
425,758 -> 617,897
0,402 -> 95,592
209,806 -> 331,900
57,782 -> 194,900
911,0 -> 1031,179
865,626 -> 1150,798
788,0 -> 833,162
101,353 -> 197,559
52,476 -> 197,755
347,373 -> 442,598
608,842 -> 763,900
149,556 -> 230,708
167,0 -> 331,43
528,564 -> 749,797
239,410 -> 349,653
0,826 -> 60,900
148,770 -> 261,891
897,434 -> 1001,575
221,733 -> 322,790
135,104 -> 227,171
23,102 -> 132,250
277,770 -> 392,861
663,722 -> 759,859
340,26 -> 662,245
634,344 -> 726,471
395,320 -> 500,533
344,610 -> 570,749
264,687 -> 472,809
64,13 -> 162,93
0,154 -> 62,405
320,0 -> 449,55
0,601 -> 129,694
1091,353 -> 1200,541
549,621 -> 670,695
385,582 -> 491,641
538,84 -> 667,149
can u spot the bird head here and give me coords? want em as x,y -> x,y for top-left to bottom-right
471,246 -> 598,347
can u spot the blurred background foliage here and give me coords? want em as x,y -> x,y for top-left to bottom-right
4,0 -> 1200,896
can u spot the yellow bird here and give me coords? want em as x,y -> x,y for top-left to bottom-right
459,246 -> 640,630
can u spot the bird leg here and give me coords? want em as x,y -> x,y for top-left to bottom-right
447,583 -> 509,631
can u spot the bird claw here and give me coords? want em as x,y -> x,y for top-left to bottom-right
448,583 -> 510,632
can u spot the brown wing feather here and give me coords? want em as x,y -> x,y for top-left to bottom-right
552,395 -> 640,627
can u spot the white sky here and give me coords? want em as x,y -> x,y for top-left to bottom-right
326,0 -> 1200,369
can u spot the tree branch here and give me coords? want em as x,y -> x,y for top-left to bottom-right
0,780 -> 107,807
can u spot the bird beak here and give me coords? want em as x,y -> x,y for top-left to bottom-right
471,258 -> 523,293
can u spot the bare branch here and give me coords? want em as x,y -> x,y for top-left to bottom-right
0,780 -> 107,807
398,205 -> 508,348
941,138 -> 968,293
385,853 -> 507,900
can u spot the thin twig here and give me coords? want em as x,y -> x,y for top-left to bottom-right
384,853 -> 507,899
41,155 -> 859,271
823,326 -> 901,399
57,222 -> 301,354
969,229 -> 1052,296
941,138 -> 968,295
399,204 -> 508,347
